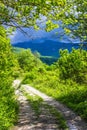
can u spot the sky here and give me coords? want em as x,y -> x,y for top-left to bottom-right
10,24 -> 80,44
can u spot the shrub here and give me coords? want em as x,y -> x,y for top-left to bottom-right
58,48 -> 87,83
0,26 -> 19,130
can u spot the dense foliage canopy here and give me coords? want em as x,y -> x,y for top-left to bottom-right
0,0 -> 87,43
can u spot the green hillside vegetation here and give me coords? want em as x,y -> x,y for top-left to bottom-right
40,56 -> 58,65
0,26 -> 19,130
13,47 -> 58,65
19,48 -> 87,121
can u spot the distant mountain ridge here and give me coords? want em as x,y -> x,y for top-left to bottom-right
12,39 -> 79,57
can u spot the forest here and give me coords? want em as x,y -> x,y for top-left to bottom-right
0,0 -> 87,129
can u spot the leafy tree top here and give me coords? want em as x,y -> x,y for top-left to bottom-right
0,0 -> 87,43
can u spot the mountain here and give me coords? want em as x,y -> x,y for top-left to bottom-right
12,39 -> 79,57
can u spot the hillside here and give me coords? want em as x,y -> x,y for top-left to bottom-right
12,39 -> 79,57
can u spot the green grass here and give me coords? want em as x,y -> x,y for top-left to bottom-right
0,82 -> 19,130
43,104 -> 68,129
21,87 -> 68,129
21,87 -> 43,117
34,82 -> 87,121
22,73 -> 87,122
0,96 -> 19,130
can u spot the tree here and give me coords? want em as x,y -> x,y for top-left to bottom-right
0,0 -> 87,44
17,49 -> 43,72
0,0 -> 70,34
62,0 -> 87,45
58,48 -> 87,83
0,0 -> 66,26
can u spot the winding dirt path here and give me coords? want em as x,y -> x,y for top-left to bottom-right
13,80 -> 87,130
13,80 -> 62,130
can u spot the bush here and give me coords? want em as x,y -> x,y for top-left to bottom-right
0,26 -> 19,130
58,48 -> 87,83
17,49 -> 43,72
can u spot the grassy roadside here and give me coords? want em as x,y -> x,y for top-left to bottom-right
30,80 -> 87,121
21,87 -> 68,129
22,71 -> 87,122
